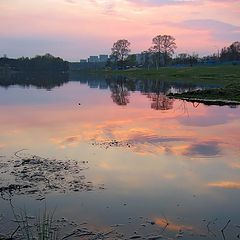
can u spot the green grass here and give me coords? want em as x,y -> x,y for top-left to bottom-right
74,64 -> 240,104
10,205 -> 58,240
168,82 -> 240,103
100,65 -> 240,104
103,64 -> 240,86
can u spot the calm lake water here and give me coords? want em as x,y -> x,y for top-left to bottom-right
0,73 -> 240,239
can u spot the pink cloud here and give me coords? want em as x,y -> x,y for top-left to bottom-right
208,181 -> 240,190
0,0 -> 239,60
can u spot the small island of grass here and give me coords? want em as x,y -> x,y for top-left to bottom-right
168,82 -> 240,105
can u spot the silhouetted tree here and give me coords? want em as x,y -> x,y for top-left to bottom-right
152,35 -> 177,68
125,54 -> 137,67
188,53 -> 199,66
173,53 -> 199,66
173,53 -> 188,65
220,41 -> 240,62
111,39 -> 131,68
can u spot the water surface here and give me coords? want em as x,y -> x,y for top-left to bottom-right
0,74 -> 239,239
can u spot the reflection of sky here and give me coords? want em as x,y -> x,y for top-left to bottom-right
0,81 -> 240,239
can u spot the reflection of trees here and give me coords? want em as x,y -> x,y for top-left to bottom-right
109,77 -> 130,106
0,54 -> 69,72
149,94 -> 174,110
143,80 -> 174,110
69,73 -> 200,109
0,71 -> 69,90
0,55 -> 69,90
192,102 -> 200,108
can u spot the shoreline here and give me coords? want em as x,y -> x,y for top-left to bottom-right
101,64 -> 240,84
168,95 -> 240,106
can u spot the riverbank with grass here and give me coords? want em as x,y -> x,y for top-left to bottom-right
103,64 -> 240,84
100,64 -> 240,105
168,82 -> 240,105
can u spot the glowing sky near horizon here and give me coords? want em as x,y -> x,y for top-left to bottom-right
0,0 -> 239,61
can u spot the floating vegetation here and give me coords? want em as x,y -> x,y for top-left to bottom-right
0,150 -> 104,199
91,139 -> 132,149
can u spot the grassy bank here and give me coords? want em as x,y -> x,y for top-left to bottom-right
104,64 -> 240,85
168,82 -> 240,104
102,65 -> 240,104
73,65 -> 240,103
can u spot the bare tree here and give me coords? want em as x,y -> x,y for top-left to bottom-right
111,39 -> 131,67
152,35 -> 177,68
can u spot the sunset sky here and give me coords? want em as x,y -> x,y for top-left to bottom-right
0,0 -> 239,61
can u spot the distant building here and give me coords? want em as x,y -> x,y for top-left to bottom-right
99,55 -> 108,62
80,59 -> 87,63
88,56 -> 99,63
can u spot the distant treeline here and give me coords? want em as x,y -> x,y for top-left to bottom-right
0,71 -> 69,90
220,42 -> 240,62
0,53 -> 69,72
107,39 -> 240,69
0,54 -> 69,90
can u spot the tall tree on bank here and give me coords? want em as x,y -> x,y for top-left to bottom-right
111,39 -> 131,68
220,41 -> 240,62
152,35 -> 177,68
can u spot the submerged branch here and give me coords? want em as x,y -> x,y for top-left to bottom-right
221,219 -> 231,240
